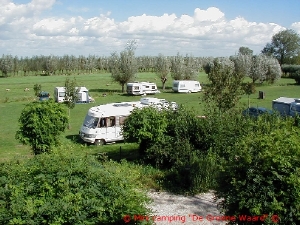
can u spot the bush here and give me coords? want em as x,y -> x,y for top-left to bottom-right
215,117 -> 300,224
0,149 -> 152,224
15,99 -> 69,154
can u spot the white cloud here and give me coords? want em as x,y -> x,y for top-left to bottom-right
291,22 -> 300,33
0,1 -> 299,57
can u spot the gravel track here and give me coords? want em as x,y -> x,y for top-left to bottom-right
147,190 -> 227,225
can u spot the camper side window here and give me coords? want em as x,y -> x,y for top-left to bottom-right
59,92 -> 65,97
180,84 -> 185,88
152,86 -> 156,89
134,86 -> 139,90
107,116 -> 116,127
99,118 -> 107,128
119,116 -> 128,125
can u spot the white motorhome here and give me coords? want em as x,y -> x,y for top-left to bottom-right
79,97 -> 177,145
127,82 -> 160,95
54,86 -> 91,103
272,97 -> 300,117
172,80 -> 201,93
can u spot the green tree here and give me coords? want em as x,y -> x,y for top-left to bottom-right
242,82 -> 256,107
109,40 -> 138,92
33,83 -> 42,97
122,106 -> 168,153
0,54 -> 13,77
170,52 -> 185,80
0,150 -> 151,224
155,54 -> 171,90
238,46 -> 253,55
249,54 -> 268,83
203,57 -> 245,112
262,29 -> 300,65
15,100 -> 68,154
216,117 -> 300,224
64,76 -> 79,128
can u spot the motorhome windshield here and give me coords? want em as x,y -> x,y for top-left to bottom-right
83,115 -> 99,128
291,104 -> 300,113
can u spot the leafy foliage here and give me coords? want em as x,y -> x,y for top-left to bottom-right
215,116 -> 300,224
64,76 -> 79,110
0,149 -> 151,224
33,83 -> 42,97
170,53 -> 199,80
242,82 -> 256,107
122,106 -> 219,193
109,40 -> 138,92
15,99 -> 68,154
122,106 -> 169,154
155,54 -> 170,90
262,29 -> 300,65
203,57 -> 245,112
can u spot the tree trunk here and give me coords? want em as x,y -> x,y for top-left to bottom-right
162,81 -> 166,91
121,84 -> 125,93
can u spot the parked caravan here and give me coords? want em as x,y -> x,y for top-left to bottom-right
79,97 -> 177,145
127,82 -> 160,95
172,80 -> 201,93
54,86 -> 91,103
272,97 -> 300,117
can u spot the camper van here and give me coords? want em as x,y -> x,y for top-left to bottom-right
79,97 -> 177,145
272,97 -> 300,117
172,80 -> 202,93
127,82 -> 160,95
54,86 -> 91,103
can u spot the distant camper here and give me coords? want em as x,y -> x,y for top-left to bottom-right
172,80 -> 202,93
54,86 -> 91,103
127,82 -> 160,95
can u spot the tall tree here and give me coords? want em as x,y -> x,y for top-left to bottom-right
15,100 -> 68,154
203,57 -> 245,112
183,54 -> 199,80
109,40 -> 138,92
64,76 -> 79,129
249,54 -> 269,83
238,46 -> 253,56
0,54 -> 13,77
262,29 -> 300,65
155,54 -> 171,90
170,52 -> 184,80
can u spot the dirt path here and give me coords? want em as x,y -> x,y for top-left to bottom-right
147,190 -> 227,225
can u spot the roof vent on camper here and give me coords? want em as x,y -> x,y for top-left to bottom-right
295,99 -> 300,103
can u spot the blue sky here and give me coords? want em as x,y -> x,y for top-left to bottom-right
2,0 -> 300,57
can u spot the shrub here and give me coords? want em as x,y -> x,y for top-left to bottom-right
0,149 -> 152,224
15,99 -> 69,154
215,117 -> 300,224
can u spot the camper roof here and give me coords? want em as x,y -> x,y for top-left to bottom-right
55,86 -> 88,92
273,97 -> 298,104
88,101 -> 143,117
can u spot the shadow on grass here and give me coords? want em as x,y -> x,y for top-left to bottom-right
65,134 -> 85,144
93,144 -> 142,162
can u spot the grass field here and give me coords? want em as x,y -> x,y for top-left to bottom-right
0,72 -> 299,162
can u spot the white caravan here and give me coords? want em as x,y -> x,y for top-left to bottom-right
79,97 -> 177,145
172,80 -> 202,93
272,97 -> 300,117
54,86 -> 91,103
127,82 -> 160,95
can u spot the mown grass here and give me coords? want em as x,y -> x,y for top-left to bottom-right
0,72 -> 299,162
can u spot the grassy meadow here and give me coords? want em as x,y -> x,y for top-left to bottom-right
0,72 -> 299,162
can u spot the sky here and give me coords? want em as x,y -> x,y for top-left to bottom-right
1,0 -> 300,58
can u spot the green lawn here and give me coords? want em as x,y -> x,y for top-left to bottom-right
0,72 -> 299,162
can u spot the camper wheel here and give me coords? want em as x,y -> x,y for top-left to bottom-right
94,139 -> 105,146
188,90 -> 191,94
